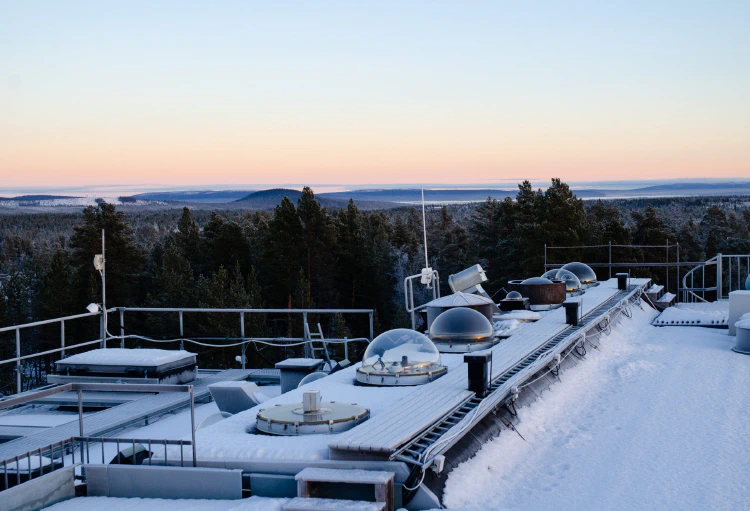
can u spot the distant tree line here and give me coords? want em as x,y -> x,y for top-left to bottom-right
1,181 -> 749,394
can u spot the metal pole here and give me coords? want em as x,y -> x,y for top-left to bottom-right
665,240 -> 669,293
369,311 -> 374,341
190,386 -> 197,467
179,311 -> 184,351
544,243 -> 547,272
676,243 -> 680,302
302,311 -> 309,359
77,390 -> 84,436
16,328 -> 21,394
608,241 -> 612,280
716,253 -> 723,300
240,312 -> 245,369
60,320 -> 66,359
101,229 -> 106,346
119,309 -> 125,349
100,313 -> 105,349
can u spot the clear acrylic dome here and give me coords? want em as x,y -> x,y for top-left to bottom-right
430,307 -> 494,341
505,290 -> 523,300
361,329 -> 441,374
541,269 -> 559,280
561,262 -> 597,284
555,269 -> 582,292
521,277 -> 553,285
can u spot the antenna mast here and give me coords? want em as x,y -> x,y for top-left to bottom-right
421,187 -> 429,270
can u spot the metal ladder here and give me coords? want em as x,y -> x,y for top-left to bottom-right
305,322 -> 333,370
392,286 -> 637,466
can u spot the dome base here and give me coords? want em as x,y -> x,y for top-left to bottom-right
355,365 -> 447,386
433,338 -> 500,353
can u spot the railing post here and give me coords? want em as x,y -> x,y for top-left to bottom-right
609,241 -> 612,280
119,309 -> 125,349
716,253 -> 723,300
60,320 -> 66,359
100,312 -> 105,349
179,311 -> 184,351
676,243 -> 680,302
240,312 -> 246,369
190,386 -> 197,467
77,390 -> 84,436
665,240 -> 669,293
544,243 -> 547,273
302,311 -> 309,358
16,328 -> 21,394
369,311 -> 374,341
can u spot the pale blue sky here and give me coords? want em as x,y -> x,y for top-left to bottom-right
1,1 -> 748,187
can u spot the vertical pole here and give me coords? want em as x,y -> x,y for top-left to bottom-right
100,313 -> 105,349
16,328 -> 21,394
119,309 -> 125,349
716,253 -> 723,300
665,240 -> 669,294
179,311 -> 184,351
302,311 -> 309,359
608,241 -> 612,280
676,243 -> 680,302
544,244 -> 547,273
240,312 -> 246,369
369,311 -> 374,341
190,386 -> 197,467
101,229 -> 106,344
77,390 -> 84,436
61,320 -> 66,358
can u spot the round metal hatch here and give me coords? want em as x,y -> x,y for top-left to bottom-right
356,329 -> 447,386
561,262 -> 598,286
255,392 -> 369,436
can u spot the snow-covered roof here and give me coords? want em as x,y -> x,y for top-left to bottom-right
57,348 -> 195,367
425,291 -> 495,307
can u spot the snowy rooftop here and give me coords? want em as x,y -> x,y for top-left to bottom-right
56,348 -> 196,367
441,302 -> 750,510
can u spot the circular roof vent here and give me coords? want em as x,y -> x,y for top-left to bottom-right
356,329 -> 447,386
256,390 -> 369,436
521,277 -> 553,285
506,290 -> 523,300
561,262 -> 598,286
430,307 -> 494,341
555,269 -> 582,293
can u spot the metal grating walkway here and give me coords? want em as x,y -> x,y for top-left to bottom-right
391,281 -> 649,465
0,368 -> 257,461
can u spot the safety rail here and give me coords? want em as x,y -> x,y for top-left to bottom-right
0,307 -> 374,395
681,253 -> 750,302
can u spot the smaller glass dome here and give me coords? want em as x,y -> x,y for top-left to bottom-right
541,269 -> 559,280
555,269 -> 582,292
361,329 -> 441,374
505,290 -> 523,300
521,277 -> 553,285
298,372 -> 328,388
430,307 -> 494,341
561,262 -> 597,284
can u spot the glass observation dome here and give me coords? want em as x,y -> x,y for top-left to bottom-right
505,290 -> 523,300
356,329 -> 446,386
541,269 -> 560,280
560,262 -> 598,287
430,307 -> 494,341
521,276 -> 554,285
554,269 -> 583,293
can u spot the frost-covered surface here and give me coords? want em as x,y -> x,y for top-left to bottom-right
495,310 -> 541,321
295,467 -> 393,483
493,319 -> 521,336
735,312 -> 750,329
442,304 -> 750,510
275,358 -> 325,368
187,355 -> 465,462
286,497 -> 385,510
43,496 -> 287,511
0,196 -> 164,209
653,301 -> 729,326
58,348 -> 195,366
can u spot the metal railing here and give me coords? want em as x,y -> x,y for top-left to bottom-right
0,437 -> 76,490
681,253 -> 750,302
0,307 -> 374,395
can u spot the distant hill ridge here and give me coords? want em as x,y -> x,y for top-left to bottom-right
235,188 -> 352,209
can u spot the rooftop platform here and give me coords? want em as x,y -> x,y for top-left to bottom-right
187,279 -> 649,466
